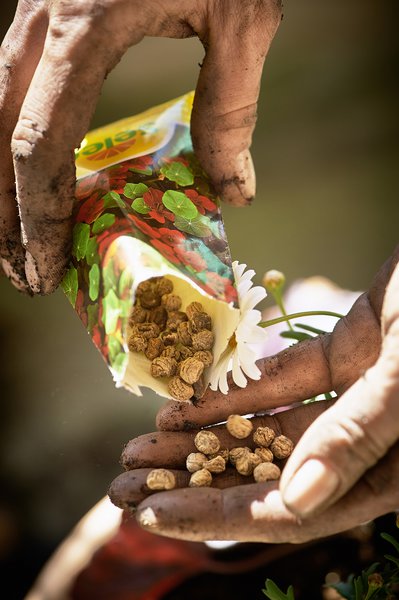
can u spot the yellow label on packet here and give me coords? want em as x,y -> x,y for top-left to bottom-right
75,92 -> 193,179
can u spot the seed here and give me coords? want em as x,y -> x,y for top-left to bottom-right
254,447 -> 274,463
145,338 -> 164,361
186,452 -> 207,473
253,426 -> 276,448
235,452 -> 261,476
128,334 -> 147,353
168,376 -> 194,402
132,322 -> 160,339
193,350 -> 213,367
203,455 -> 226,474
194,430 -> 220,455
162,293 -> 182,312
253,462 -> 281,483
135,280 -> 154,297
270,435 -> 294,459
178,345 -> 194,360
146,468 -> 176,490
189,311 -> 212,333
151,356 -> 177,378
192,330 -> 214,351
161,346 -> 180,360
149,306 -> 167,328
166,311 -> 188,331
129,305 -> 149,324
189,468 -> 212,487
177,321 -> 192,346
161,331 -> 179,346
229,447 -> 251,466
179,357 -> 205,385
226,415 -> 253,439
140,290 -> 161,309
155,277 -> 174,296
186,301 -> 204,320
208,449 -> 229,462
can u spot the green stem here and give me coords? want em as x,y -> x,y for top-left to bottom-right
275,298 -> 294,331
259,310 -> 344,329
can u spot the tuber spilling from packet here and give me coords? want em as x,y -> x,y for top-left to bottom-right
63,93 -> 267,402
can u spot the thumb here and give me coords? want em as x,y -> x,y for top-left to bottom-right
191,1 -> 282,206
280,267 -> 399,518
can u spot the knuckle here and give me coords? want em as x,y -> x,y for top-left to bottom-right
212,103 -> 258,133
327,414 -> 387,470
362,443 -> 399,505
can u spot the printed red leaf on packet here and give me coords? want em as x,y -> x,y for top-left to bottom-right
63,93 -> 252,400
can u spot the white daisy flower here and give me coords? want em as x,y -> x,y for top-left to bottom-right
209,261 -> 267,394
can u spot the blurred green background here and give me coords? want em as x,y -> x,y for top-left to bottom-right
0,0 -> 398,596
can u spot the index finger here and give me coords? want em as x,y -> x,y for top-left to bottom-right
191,0 -> 282,206
156,336 -> 333,431
135,442 -> 399,543
11,6 -> 142,293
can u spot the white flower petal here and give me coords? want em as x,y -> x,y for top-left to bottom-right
240,286 -> 266,313
233,262 -> 247,280
246,325 -> 268,344
237,345 -> 261,379
209,349 -> 233,395
232,350 -> 248,388
214,262 -> 267,393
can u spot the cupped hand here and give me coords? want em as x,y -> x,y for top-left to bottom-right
109,248 -> 399,543
0,0 -> 282,293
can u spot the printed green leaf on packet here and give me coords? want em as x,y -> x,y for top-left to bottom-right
63,92 -> 241,400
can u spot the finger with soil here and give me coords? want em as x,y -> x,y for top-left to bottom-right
121,399 -> 332,470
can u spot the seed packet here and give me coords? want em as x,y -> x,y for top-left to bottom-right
64,93 -> 265,401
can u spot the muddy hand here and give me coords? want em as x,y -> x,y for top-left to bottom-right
0,0 -> 282,293
109,248 -> 399,542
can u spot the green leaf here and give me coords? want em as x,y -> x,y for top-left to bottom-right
92,213 -> 116,234
120,298 -> 132,318
123,182 -> 149,199
262,579 -> 295,600
103,259 -> 118,296
108,335 -> 122,361
162,190 -> 198,219
72,222 -> 90,261
87,302 -> 99,334
85,237 -> 100,266
295,323 -> 329,335
160,161 -> 194,186
129,166 -> 152,175
103,191 -> 125,210
118,269 -> 134,297
102,289 -> 121,335
384,554 -> 399,567
132,197 -> 150,214
61,266 -> 78,307
280,330 -> 313,342
89,263 -> 100,301
111,352 -> 128,374
381,533 -> 399,555
174,214 -> 212,238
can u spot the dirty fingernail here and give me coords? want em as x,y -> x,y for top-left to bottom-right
137,506 -> 158,529
25,250 -> 42,294
220,150 -> 255,206
282,459 -> 339,517
1,256 -> 31,293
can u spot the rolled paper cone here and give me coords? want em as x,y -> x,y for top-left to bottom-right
63,93 -> 240,399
